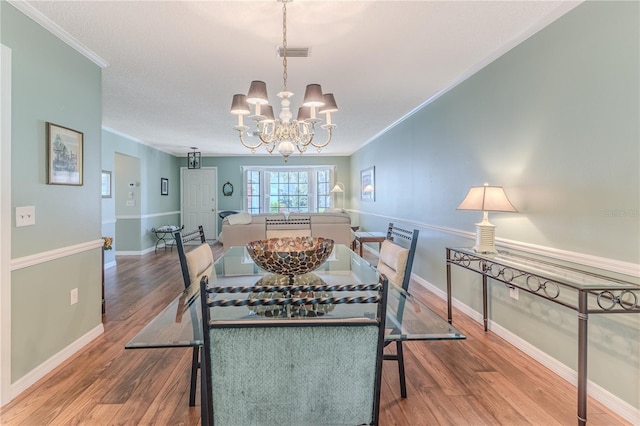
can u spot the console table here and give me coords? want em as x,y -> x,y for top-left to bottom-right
151,225 -> 181,253
445,247 -> 639,426
352,231 -> 386,257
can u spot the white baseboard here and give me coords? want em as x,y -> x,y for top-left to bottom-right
9,323 -> 104,402
412,275 -> 640,425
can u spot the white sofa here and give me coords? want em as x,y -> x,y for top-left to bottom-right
220,211 -> 353,247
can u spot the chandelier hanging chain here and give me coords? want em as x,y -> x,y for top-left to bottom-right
282,0 -> 288,92
230,0 -> 338,162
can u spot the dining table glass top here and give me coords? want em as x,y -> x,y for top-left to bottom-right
125,244 -> 465,349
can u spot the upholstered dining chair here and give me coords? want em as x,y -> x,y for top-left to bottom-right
199,275 -> 388,426
173,227 -> 214,407
376,222 -> 419,398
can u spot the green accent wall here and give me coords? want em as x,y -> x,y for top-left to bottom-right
351,1 -> 639,408
2,2 -> 103,381
103,130 -> 182,252
194,155 -> 351,231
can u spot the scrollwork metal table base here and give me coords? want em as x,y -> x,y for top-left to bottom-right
445,247 -> 639,426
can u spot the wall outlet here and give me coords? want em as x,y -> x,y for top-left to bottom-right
16,206 -> 36,227
70,288 -> 78,305
509,287 -> 519,300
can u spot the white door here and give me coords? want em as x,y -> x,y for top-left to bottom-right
181,167 -> 217,241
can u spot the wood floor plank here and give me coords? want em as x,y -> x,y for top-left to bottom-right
0,244 -> 633,425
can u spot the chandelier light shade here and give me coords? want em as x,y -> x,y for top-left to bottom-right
457,183 -> 517,254
230,0 -> 338,162
330,182 -> 345,208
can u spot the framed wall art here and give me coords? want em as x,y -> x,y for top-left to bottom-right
161,178 -> 169,196
101,170 -> 112,198
360,166 -> 375,201
47,122 -> 83,185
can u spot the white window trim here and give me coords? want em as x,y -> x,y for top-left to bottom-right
241,165 -> 336,214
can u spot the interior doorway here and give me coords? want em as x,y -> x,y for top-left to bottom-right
181,167 -> 218,241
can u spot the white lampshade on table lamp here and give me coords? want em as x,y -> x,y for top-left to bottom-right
457,183 -> 517,254
330,182 -> 345,208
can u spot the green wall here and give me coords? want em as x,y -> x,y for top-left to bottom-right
2,2 -> 103,381
195,155 -> 351,231
103,129 -> 181,253
351,1 -> 639,409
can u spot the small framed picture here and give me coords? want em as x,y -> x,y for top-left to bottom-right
361,166 -> 375,201
47,122 -> 83,185
101,170 -> 112,198
161,178 -> 169,196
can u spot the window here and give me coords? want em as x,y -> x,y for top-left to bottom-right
242,166 -> 336,214
246,170 -> 261,214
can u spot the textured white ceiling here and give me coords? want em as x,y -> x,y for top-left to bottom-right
20,0 -> 582,157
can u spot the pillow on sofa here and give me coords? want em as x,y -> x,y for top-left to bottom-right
228,212 -> 252,225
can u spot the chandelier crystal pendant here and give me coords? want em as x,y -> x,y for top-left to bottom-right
230,0 -> 338,162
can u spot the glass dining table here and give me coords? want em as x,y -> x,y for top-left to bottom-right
125,244 -> 465,404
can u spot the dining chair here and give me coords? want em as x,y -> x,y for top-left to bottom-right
170,225 -> 206,251
265,217 -> 312,239
199,275 -> 388,426
376,222 -> 419,398
173,227 -> 214,407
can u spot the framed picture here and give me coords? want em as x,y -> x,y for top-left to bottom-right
47,122 -> 83,185
161,178 -> 169,196
361,166 -> 375,201
101,170 -> 112,198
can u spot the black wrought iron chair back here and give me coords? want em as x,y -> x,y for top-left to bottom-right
384,222 -> 419,291
265,217 -> 312,239
199,275 -> 389,426
172,226 -> 213,407
378,222 -> 419,399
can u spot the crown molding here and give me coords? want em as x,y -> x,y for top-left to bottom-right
7,0 -> 109,69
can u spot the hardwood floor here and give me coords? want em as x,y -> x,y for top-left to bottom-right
0,243 -> 631,425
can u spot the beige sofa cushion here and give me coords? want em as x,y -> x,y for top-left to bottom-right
221,212 -> 352,247
227,212 -> 252,225
376,240 -> 409,287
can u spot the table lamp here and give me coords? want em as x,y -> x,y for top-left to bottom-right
330,182 -> 345,208
456,183 -> 517,254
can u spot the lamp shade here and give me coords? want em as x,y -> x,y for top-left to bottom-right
260,104 -> 275,122
230,94 -> 250,115
302,84 -> 325,107
319,93 -> 338,113
330,182 -> 344,193
457,183 -> 517,212
246,80 -> 269,105
296,106 -> 311,122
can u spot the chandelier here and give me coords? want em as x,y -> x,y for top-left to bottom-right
230,0 -> 338,162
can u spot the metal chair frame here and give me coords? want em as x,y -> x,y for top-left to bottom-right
382,222 -> 419,398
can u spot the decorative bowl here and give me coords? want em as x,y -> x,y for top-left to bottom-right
246,237 -> 334,277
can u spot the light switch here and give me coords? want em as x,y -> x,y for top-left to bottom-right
16,206 -> 35,227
